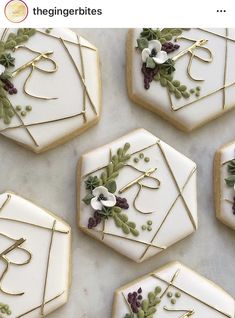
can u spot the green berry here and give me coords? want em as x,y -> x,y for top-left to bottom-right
134,158 -> 139,163
190,89 -> 195,94
144,157 -> 150,162
167,292 -> 173,298
155,286 -> 162,294
139,153 -> 144,159
21,111 -> 26,117
26,105 -> 32,111
171,298 -> 176,305
196,86 -> 201,91
147,220 -> 152,225
15,105 -> 22,111
147,226 -> 152,231
142,225 -> 147,231
195,92 -> 200,97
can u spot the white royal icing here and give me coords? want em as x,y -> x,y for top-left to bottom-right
78,129 -> 197,262
129,28 -> 235,131
0,28 -> 101,152
113,262 -> 235,318
0,192 -> 71,317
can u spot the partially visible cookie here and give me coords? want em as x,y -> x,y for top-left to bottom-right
77,129 -> 197,262
214,140 -> 235,230
112,261 -> 235,318
0,28 -> 101,153
127,28 -> 235,132
0,191 -> 71,317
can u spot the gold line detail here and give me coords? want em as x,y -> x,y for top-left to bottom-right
152,273 -> 232,318
40,220 -> 56,316
0,194 -> 11,212
86,227 -> 166,250
198,28 -> 235,42
16,291 -> 65,317
60,37 -> 98,116
36,29 -> 97,50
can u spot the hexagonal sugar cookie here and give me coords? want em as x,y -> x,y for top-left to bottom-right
112,261 -> 235,318
0,192 -> 71,317
127,28 -> 235,132
214,140 -> 235,230
77,129 -> 197,262
0,28 -> 101,153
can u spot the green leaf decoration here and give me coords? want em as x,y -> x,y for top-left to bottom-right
82,193 -> 94,205
105,179 -> 117,193
146,57 -> 156,69
140,28 -> 189,42
99,142 -> 131,186
0,303 -> 11,316
225,175 -> 235,187
154,67 -> 191,99
85,176 -> 101,191
0,29 -> 36,55
137,38 -> 149,50
0,81 -> 14,125
228,159 -> 235,174
225,159 -> 235,187
0,53 -> 15,68
112,208 -> 139,236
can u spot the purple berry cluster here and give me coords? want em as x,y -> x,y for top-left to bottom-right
88,211 -> 102,229
232,197 -> 235,215
128,288 -> 143,313
162,42 -> 180,54
115,196 -> 129,209
1,79 -> 17,95
141,63 -> 159,90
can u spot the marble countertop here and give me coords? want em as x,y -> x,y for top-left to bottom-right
1,28 -> 235,318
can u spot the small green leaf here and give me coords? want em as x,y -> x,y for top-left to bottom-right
105,179 -> 117,193
122,223 -> 130,234
82,193 -> 94,205
146,57 -> 156,69
142,299 -> 149,312
225,175 -> 235,186
137,37 -> 149,50
137,310 -> 145,318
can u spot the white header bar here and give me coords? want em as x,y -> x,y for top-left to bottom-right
0,0 -> 234,27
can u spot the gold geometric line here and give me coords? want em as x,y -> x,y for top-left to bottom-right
139,162 -> 196,261
85,227 -> 166,250
1,28 -> 9,41
77,34 -> 87,123
0,194 -> 11,212
198,28 -> 235,43
16,291 -> 65,317
223,28 -> 228,109
11,105 -> 39,147
82,141 -> 158,178
41,220 -> 56,316
60,38 -> 98,116
0,216 -> 69,234
0,111 -> 85,133
152,273 -> 232,318
36,29 -> 97,50
163,307 -> 195,318
159,269 -> 180,299
158,142 -> 197,230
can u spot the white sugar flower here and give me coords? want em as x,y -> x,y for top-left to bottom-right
142,40 -> 168,65
91,186 -> 116,210
0,64 -> 6,75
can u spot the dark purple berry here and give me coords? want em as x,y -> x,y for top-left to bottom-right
138,288 -> 142,294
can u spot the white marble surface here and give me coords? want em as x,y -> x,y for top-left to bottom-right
0,28 -> 235,318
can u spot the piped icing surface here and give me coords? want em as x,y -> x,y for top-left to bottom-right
78,129 -> 197,262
